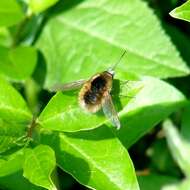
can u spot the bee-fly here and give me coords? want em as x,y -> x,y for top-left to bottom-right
50,50 -> 127,130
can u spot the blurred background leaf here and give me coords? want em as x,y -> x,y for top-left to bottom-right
0,45 -> 37,81
163,119 -> 190,178
29,0 -> 59,14
170,0 -> 190,22
0,0 -> 24,27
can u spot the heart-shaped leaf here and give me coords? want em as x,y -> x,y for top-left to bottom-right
23,145 -> 57,190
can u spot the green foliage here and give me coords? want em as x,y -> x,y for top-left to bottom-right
38,81 -> 142,132
0,45 -> 37,81
0,0 -> 24,27
170,0 -> 190,22
36,0 -> 189,89
23,145 -> 56,190
0,149 -> 24,176
41,128 -> 139,190
0,0 -> 190,190
29,0 -> 59,14
163,119 -> 190,178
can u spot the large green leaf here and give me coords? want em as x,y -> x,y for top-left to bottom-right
38,80 -> 142,132
23,145 -> 56,190
163,119 -> 190,178
170,0 -> 190,22
36,0 -> 190,88
116,77 -> 187,148
0,0 -> 24,27
41,127 -> 139,190
0,149 -> 24,177
39,77 -> 186,149
0,76 -> 32,122
0,45 -> 37,81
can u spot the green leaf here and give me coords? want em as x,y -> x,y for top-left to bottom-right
0,27 -> 12,46
181,104 -> 190,142
0,77 -> 32,153
0,0 -> 24,27
0,76 -> 32,123
163,179 -> 190,190
116,77 -> 187,148
0,119 -> 27,153
0,170 -> 45,190
23,145 -> 57,190
170,0 -> 190,22
29,0 -> 59,13
148,139 -> 180,177
163,119 -> 190,178
41,127 -> 140,190
0,149 -> 24,177
36,0 -> 190,89
38,80 -> 142,132
0,45 -> 37,81
138,174 -> 178,190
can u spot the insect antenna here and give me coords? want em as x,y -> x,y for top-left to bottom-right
111,50 -> 127,71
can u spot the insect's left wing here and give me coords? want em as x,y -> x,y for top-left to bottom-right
102,92 -> 121,129
50,79 -> 86,92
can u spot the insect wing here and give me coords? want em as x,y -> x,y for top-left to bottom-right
102,92 -> 121,129
50,79 -> 86,92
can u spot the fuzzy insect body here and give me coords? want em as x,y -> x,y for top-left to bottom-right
79,71 -> 113,113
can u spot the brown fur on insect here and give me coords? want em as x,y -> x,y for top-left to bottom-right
79,71 -> 113,113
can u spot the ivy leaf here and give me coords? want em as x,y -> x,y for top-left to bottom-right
163,119 -> 190,178
29,0 -> 59,13
41,127 -> 140,190
170,0 -> 190,22
0,0 -> 24,27
0,45 -> 37,81
36,0 -> 190,89
23,145 -> 57,190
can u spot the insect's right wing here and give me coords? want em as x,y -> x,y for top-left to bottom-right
102,92 -> 121,130
50,79 -> 86,92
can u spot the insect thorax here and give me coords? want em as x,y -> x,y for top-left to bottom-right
79,72 -> 113,113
